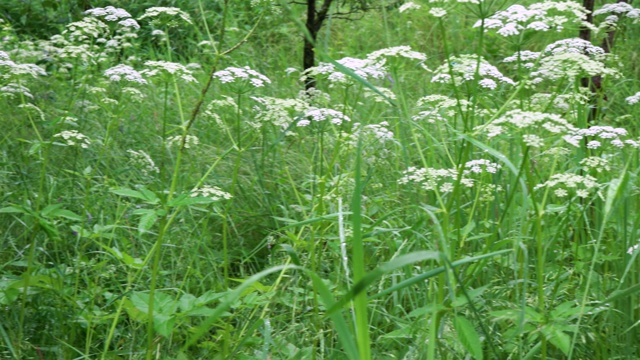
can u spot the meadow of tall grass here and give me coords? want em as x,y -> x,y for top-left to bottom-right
1,0 -> 640,358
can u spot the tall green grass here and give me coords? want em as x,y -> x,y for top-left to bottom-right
1,0 -> 640,359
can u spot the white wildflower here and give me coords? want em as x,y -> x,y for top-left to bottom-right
167,135 -> 199,149
298,108 -> 350,126
142,61 -> 198,83
580,156 -> 610,173
127,149 -> 159,176
429,8 -> 447,17
54,130 -> 91,148
104,64 -> 147,84
191,185 -> 232,201
138,7 -> 192,25
432,54 -> 515,88
523,134 -> 544,148
399,2 -> 421,13
302,57 -> 386,85
626,92 -> 640,105
213,66 -> 270,87
0,83 -> 33,99
367,45 -> 426,62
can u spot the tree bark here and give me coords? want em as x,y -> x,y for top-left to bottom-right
579,0 -> 629,122
303,0 -> 333,90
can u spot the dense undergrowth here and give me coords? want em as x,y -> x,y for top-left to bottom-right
2,0 -> 640,359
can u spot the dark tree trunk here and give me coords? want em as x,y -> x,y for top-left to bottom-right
579,0 -> 628,122
303,0 -> 333,90
304,0 -> 317,90
579,0 -> 595,42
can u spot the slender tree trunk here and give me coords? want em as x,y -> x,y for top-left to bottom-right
579,0 -> 628,122
303,0 -> 333,90
304,0 -> 317,90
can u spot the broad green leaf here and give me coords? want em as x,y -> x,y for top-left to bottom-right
179,293 -> 197,313
135,209 -> 158,234
153,313 -> 176,337
605,283 -> 640,303
111,187 -> 160,204
326,251 -> 440,315
372,250 -> 512,300
0,206 -> 26,214
542,324 -> 571,356
40,203 -> 64,217
47,208 -> 83,221
453,316 -> 484,360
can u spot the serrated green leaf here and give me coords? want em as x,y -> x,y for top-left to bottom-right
179,294 -> 197,313
111,187 -> 159,204
542,325 -> 570,356
138,210 -> 158,234
40,204 -> 64,217
153,313 -> 175,337
49,209 -> 83,221
0,206 -> 26,214
454,316 -> 483,360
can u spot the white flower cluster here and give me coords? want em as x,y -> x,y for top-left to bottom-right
213,66 -> 270,88
85,6 -> 140,29
104,64 -> 148,84
64,17 -> 110,43
85,6 -> 132,20
503,50 -> 541,69
302,57 -> 386,85
429,8 -> 447,17
563,126 -> 639,149
544,38 -> 605,59
363,87 -> 397,103
351,122 -> 395,143
534,173 -> 599,198
122,87 -> 146,102
625,92 -> 640,105
0,83 -> 33,99
127,149 -> 159,176
54,130 -> 91,148
528,91 -> 589,112
413,95 -> 472,122
432,54 -> 515,89
0,51 -> 47,80
479,110 -> 577,146
476,1 -> 588,36
526,38 -> 619,84
399,2 -> 421,13
251,96 -> 309,129
167,135 -> 199,149
367,45 -> 427,62
138,7 -> 193,26
464,159 -> 501,175
580,156 -> 611,173
142,61 -> 198,83
398,166 -> 460,192
593,3 -> 640,23
190,185 -> 232,201
297,108 -> 351,127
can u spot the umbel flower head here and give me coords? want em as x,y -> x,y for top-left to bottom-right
476,1 -> 588,36
141,61 -> 198,83
54,130 -> 91,148
432,54 -> 515,89
297,108 -> 351,127
138,7 -> 192,27
301,57 -> 386,86
213,66 -> 271,88
104,64 -> 148,84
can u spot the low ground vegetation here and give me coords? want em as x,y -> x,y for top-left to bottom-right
1,0 -> 640,359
